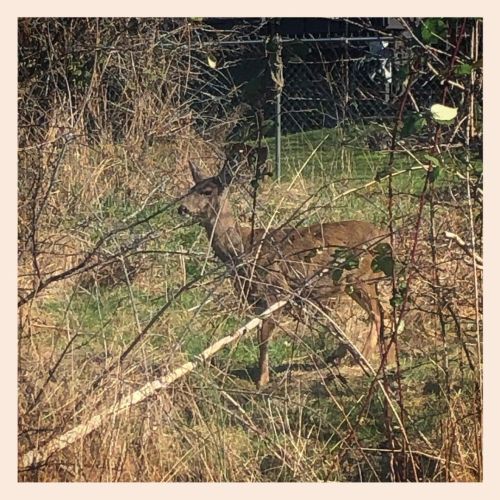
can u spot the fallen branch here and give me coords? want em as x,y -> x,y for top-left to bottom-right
444,230 -> 483,269
20,299 -> 288,470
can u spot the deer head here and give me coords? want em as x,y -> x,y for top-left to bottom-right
178,144 -> 270,225
178,161 -> 234,224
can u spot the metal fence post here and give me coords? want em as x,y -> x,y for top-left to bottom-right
275,86 -> 282,180
270,33 -> 283,180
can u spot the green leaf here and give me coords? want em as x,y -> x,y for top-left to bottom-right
331,268 -> 344,282
415,116 -> 428,132
421,18 -> 447,45
375,242 -> 392,256
345,256 -> 360,270
421,26 -> 433,43
424,154 -> 442,182
371,243 -> 394,277
455,63 -> 473,76
390,282 -> 408,308
401,113 -> 427,137
424,154 -> 442,167
372,255 -> 394,277
430,103 -> 458,123
390,294 -> 404,308
331,248 -> 360,281
332,248 -> 359,271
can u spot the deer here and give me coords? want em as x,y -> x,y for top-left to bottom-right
178,155 -> 394,388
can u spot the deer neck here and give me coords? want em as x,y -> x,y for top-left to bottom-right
202,199 -> 245,264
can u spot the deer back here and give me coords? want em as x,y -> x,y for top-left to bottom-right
236,221 -> 389,305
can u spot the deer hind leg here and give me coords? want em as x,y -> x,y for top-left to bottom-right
257,318 -> 275,388
348,283 -> 383,362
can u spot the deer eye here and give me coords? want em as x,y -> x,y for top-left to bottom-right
200,188 -> 213,196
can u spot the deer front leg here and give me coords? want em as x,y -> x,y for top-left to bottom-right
348,284 -> 382,361
257,318 -> 275,388
349,284 -> 396,365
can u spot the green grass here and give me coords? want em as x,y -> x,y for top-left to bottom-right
263,124 -> 477,187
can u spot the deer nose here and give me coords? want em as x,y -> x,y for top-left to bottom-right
178,205 -> 189,216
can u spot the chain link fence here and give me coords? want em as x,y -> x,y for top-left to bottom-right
183,27 -> 449,178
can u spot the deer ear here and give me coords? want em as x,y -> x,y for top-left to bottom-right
188,161 -> 207,183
